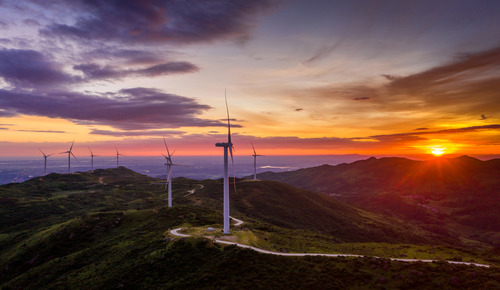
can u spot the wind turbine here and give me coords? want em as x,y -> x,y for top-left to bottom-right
89,147 -> 98,172
60,141 -> 77,173
251,142 -> 264,180
39,149 -> 54,175
115,147 -> 124,167
162,138 -> 177,208
215,94 -> 235,234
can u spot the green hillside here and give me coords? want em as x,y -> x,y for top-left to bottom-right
257,156 -> 500,247
1,167 -> 499,288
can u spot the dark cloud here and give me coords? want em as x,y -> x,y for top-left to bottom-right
295,108 -> 303,111
90,129 -> 185,137
381,74 -> 400,81
23,19 -> 40,26
15,129 -> 65,133
353,97 -> 370,100
84,49 -> 165,65
481,114 -> 488,120
0,38 -> 12,44
0,48 -> 198,89
413,128 -> 429,131
40,0 -> 278,45
0,127 -> 7,130
0,109 -> 16,117
0,87 -> 229,130
74,62 -> 199,80
368,124 -> 500,142
384,45 -> 500,115
136,62 -> 199,76
0,49 -> 78,88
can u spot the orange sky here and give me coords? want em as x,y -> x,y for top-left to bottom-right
1,1 -> 499,158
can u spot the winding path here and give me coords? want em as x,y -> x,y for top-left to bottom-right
169,218 -> 490,268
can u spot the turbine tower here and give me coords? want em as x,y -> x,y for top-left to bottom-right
215,94 -> 235,234
39,149 -> 54,175
89,147 -> 98,172
251,142 -> 264,180
115,147 -> 124,167
162,138 -> 176,208
60,141 -> 77,173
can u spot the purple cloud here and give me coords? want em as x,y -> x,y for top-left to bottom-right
15,129 -> 65,133
83,48 -> 165,65
90,129 -> 185,137
73,61 -> 199,80
353,97 -> 370,101
0,49 -> 78,88
0,87 -> 230,130
40,0 -> 278,44
367,124 -> 500,142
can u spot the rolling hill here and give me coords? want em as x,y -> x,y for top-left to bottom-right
256,156 -> 500,247
1,166 -> 499,288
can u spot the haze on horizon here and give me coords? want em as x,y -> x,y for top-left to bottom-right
1,0 -> 499,158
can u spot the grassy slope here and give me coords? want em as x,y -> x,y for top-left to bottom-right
1,168 -> 500,288
256,156 -> 500,247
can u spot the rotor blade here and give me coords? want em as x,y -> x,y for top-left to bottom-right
170,150 -> 176,157
69,140 -> 74,152
225,91 -> 231,144
88,147 -> 93,155
251,142 -> 256,155
70,152 -> 78,161
163,137 -> 171,157
47,153 -> 54,157
115,147 -> 119,154
39,148 -> 46,157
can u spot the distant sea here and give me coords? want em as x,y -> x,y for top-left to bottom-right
1,154 -> 498,185
0,155 -> 370,185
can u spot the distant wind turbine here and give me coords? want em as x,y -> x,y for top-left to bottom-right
89,147 -> 99,172
215,93 -> 236,234
163,138 -> 178,208
251,142 -> 264,180
39,149 -> 54,175
59,141 -> 77,173
115,147 -> 124,167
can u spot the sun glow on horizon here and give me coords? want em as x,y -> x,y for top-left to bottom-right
430,146 -> 446,156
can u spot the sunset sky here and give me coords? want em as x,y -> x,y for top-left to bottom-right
1,0 -> 499,157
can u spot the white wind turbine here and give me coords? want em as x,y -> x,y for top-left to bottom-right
215,95 -> 236,234
162,138 -> 177,208
115,147 -> 124,167
251,142 -> 264,180
39,149 -> 54,175
60,141 -> 77,173
89,147 -> 99,172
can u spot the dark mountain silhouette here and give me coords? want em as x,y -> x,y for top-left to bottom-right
257,156 -> 500,246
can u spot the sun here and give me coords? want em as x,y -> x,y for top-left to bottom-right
430,147 -> 446,156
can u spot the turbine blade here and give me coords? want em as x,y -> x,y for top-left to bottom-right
163,137 -> 171,157
47,153 -> 54,157
225,91 -> 231,144
69,140 -> 74,152
88,147 -> 93,155
71,152 -> 78,161
251,142 -> 256,155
